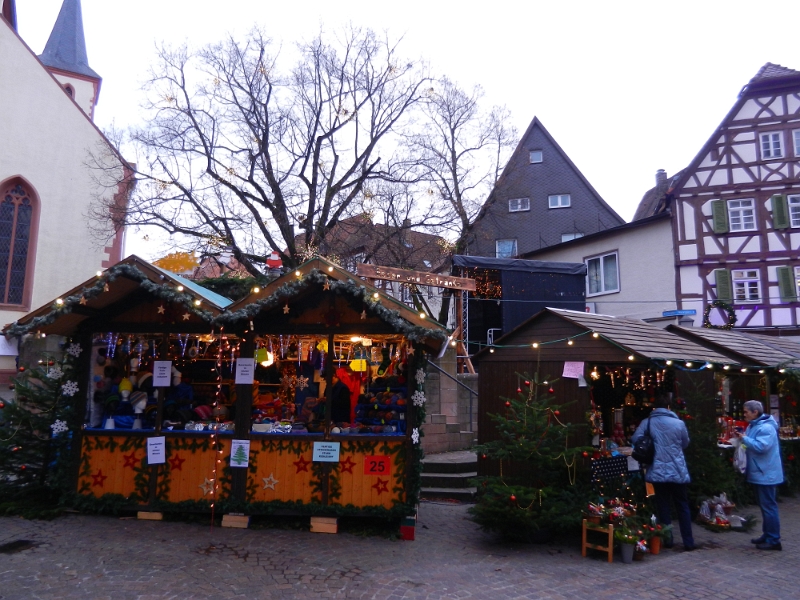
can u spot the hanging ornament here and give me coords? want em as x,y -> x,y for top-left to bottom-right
50,420 -> 69,434
0,400 -> 4,410
103,283 -> 110,292
283,304 -> 290,314
323,279 -> 331,291
66,343 -> 83,357
548,387 -> 554,394
510,494 -> 516,502
61,381 -> 79,396
524,380 -> 530,386
17,366 -> 24,372
516,387 -> 522,393
182,312 -> 191,321
505,401 -> 511,407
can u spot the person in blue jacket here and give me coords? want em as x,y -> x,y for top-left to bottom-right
732,400 -> 783,550
631,395 -> 695,551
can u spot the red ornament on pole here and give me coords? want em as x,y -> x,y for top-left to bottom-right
504,401 -> 511,407
18,366 -> 25,372
510,494 -> 516,502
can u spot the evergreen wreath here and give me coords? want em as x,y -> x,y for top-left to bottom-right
702,300 -> 737,330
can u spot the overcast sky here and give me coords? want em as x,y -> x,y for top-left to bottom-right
15,0 -> 800,260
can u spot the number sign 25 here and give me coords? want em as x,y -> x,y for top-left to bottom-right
364,455 -> 390,476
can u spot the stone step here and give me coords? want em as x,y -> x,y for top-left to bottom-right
420,486 -> 477,502
420,471 -> 477,488
421,450 -> 477,474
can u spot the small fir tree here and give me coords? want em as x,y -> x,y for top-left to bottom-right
0,343 -> 81,504
469,372 -> 591,541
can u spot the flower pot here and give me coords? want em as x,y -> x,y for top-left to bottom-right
649,536 -> 661,555
620,542 -> 635,564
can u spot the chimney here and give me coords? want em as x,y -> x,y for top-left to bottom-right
655,169 -> 667,187
402,218 -> 411,229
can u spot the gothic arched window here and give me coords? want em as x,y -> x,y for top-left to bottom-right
0,181 -> 38,307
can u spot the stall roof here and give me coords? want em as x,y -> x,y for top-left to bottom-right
3,255 -> 231,337
473,308 -> 737,365
668,326 -> 800,368
545,309 -> 737,364
452,255 -> 586,275
220,256 -> 450,349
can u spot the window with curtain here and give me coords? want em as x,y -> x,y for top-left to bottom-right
0,183 -> 35,305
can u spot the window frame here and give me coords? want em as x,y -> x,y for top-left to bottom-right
561,233 -> 584,242
495,238 -> 518,258
794,266 -> 800,299
731,268 -> 760,303
794,129 -> 800,157
529,150 -> 543,164
759,131 -> 783,160
0,178 -> 40,311
585,251 -> 620,297
508,197 -> 531,213
788,194 -> 800,228
548,194 -> 571,209
727,198 -> 757,232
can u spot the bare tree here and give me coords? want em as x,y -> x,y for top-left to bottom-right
90,27 -> 430,274
409,77 -> 517,322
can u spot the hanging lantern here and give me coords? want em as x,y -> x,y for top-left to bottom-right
255,348 -> 274,367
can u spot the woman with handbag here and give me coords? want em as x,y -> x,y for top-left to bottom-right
631,395 -> 696,551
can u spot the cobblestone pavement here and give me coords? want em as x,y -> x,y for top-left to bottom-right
0,496 -> 798,599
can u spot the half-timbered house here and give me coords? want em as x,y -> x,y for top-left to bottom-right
635,63 -> 800,333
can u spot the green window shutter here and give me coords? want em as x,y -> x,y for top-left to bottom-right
711,200 -> 729,233
772,195 -> 789,229
777,266 -> 797,302
714,269 -> 733,303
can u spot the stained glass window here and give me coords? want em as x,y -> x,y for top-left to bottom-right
0,183 -> 34,305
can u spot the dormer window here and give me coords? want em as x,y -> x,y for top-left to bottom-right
508,198 -> 530,212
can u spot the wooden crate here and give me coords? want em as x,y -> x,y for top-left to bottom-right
310,516 -> 338,534
222,514 -> 250,529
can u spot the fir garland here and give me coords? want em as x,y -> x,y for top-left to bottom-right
702,300 -> 737,330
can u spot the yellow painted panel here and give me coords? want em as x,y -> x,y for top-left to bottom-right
78,435 -> 147,500
160,439 -> 227,502
249,439 -> 316,503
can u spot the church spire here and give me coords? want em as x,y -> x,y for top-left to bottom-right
38,0 -> 100,80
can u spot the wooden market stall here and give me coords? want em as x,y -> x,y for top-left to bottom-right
471,308 -> 737,478
4,256 -> 448,523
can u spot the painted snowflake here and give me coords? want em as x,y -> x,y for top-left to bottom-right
61,380 -> 79,397
411,428 -> 420,444
415,369 -> 425,386
295,376 -> 309,391
50,419 -> 69,434
66,343 -> 83,357
47,366 -> 64,380
411,390 -> 426,407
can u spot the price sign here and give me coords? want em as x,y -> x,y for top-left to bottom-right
363,455 -> 390,476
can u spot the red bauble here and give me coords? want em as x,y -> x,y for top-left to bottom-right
48,360 -> 55,366
0,401 -> 4,409
582,451 -> 589,457
510,494 -> 516,502
554,410 -> 560,416
789,455 -> 795,461
516,387 -> 522,393
19,465 -> 26,471
548,387 -> 554,394
504,401 -> 511,407
481,454 -> 487,459
18,366 -> 25,372
524,380 -> 530,386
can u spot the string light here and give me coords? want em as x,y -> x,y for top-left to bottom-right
55,298 -> 63,305
532,343 -> 539,349
295,270 -> 301,277
685,362 -> 693,368
252,286 -> 260,293
665,360 -> 673,366
567,340 -> 574,346
176,285 -> 184,292
724,365 -> 731,370
628,355 -> 635,361
741,368 -> 747,373
592,332 -> 599,338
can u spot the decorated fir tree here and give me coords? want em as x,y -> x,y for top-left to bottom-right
469,372 -> 591,541
0,342 -> 82,504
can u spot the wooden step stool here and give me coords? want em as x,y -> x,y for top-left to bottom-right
581,519 -> 614,563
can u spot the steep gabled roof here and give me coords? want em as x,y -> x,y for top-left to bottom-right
652,63 -> 800,201
38,0 -> 100,79
473,117 -> 624,227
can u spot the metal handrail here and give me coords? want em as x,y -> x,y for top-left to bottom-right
426,359 -> 477,432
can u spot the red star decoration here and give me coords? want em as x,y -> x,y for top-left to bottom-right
92,469 -> 108,488
340,456 -> 356,474
372,478 -> 389,495
168,454 -> 186,471
122,452 -> 138,469
293,455 -> 311,473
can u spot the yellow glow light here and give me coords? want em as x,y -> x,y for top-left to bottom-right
176,285 -> 184,292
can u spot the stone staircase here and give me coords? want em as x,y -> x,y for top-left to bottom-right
420,450 -> 477,502
421,414 -> 475,454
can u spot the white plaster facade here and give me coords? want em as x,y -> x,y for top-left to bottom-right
523,216 -> 677,322
0,18 -> 125,377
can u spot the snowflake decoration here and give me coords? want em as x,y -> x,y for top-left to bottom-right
412,390 -> 426,407
50,419 -> 69,434
415,369 -> 425,386
295,376 -> 309,391
411,428 -> 420,444
61,380 -> 79,397
47,366 -> 64,379
66,343 -> 83,357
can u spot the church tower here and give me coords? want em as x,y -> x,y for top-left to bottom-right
38,0 -> 101,120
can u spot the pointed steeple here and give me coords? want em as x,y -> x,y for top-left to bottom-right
38,0 -> 100,80
2,0 -> 18,31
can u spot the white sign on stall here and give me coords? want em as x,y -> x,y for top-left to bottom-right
147,436 -> 166,464
313,442 -> 341,462
562,361 -> 585,379
230,439 -> 251,468
153,361 -> 172,387
235,358 -> 256,384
